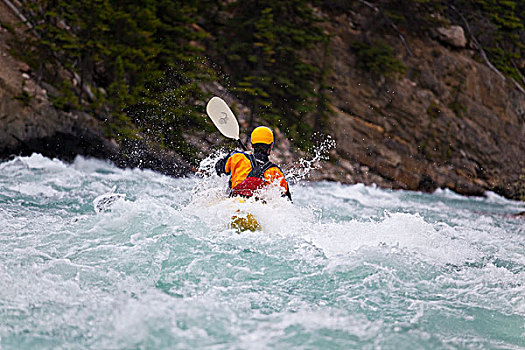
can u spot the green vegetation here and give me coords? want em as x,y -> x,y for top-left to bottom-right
350,41 -> 406,77
15,0 -> 331,153
18,0 -> 212,162
51,80 -> 81,112
212,0 -> 329,148
14,91 -> 33,107
0,21 -> 15,34
345,0 -> 448,34
381,0 -> 447,32
458,0 -> 524,88
517,169 -> 525,201
333,0 -> 523,88
477,0 -> 523,32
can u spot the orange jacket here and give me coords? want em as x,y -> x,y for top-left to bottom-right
215,152 -> 290,198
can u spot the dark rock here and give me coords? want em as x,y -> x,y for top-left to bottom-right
0,73 -> 193,176
113,139 -> 192,177
418,173 -> 437,192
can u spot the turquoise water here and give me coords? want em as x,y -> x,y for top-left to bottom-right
1,154 -> 524,349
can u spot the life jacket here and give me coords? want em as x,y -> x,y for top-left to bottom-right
232,154 -> 278,197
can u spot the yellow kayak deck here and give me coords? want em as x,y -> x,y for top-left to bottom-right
228,197 -> 261,232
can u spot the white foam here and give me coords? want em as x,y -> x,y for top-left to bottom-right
19,153 -> 69,171
8,183 -> 61,197
301,212 -> 481,265
433,187 -> 466,200
1,153 -> 524,348
72,155 -> 120,174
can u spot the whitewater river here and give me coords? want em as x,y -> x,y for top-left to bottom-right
1,154 -> 524,349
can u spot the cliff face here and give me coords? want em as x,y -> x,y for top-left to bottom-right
0,62 -> 116,163
310,13 -> 525,199
0,1 -> 192,176
0,78 -> 192,177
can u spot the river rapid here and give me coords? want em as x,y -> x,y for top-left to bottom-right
1,154 -> 524,349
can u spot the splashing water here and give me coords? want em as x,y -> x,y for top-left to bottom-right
0,153 -> 524,349
286,135 -> 336,184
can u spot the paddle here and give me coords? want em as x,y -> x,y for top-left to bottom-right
206,96 -> 248,151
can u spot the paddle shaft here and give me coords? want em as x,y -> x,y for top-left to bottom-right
237,139 -> 248,151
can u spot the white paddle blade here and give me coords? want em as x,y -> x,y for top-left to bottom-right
206,96 -> 240,140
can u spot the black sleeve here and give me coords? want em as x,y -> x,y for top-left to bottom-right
215,155 -> 230,176
274,165 -> 292,202
284,187 -> 292,202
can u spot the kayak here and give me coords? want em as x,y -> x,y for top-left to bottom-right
231,210 -> 260,232
197,194 -> 261,232
229,197 -> 261,232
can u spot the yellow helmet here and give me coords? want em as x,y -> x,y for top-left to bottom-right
250,126 -> 274,145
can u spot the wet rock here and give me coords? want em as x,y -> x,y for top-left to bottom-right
0,59 -> 193,176
0,89 -> 117,162
114,139 -> 192,177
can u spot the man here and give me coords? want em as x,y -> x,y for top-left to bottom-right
215,126 -> 292,201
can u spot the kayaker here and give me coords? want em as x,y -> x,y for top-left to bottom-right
215,126 -> 292,201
